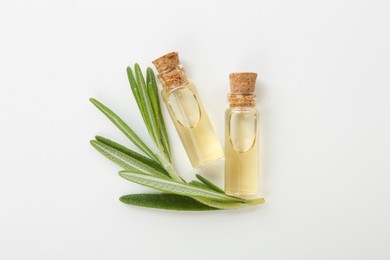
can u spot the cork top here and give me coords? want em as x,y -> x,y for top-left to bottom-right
159,68 -> 187,88
152,52 -> 188,89
152,52 -> 180,73
229,72 -> 257,94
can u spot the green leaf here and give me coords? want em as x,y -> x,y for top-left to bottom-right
188,180 -> 209,189
146,82 -> 163,152
195,198 -> 249,209
146,68 -> 159,99
127,66 -> 151,136
89,98 -> 159,162
95,136 -> 167,175
90,140 -> 169,179
245,197 -> 266,205
147,82 -> 171,161
195,197 -> 265,209
133,64 -> 160,147
119,171 -> 244,202
196,174 -> 224,193
146,67 -> 171,161
147,82 -> 159,122
119,193 -> 219,211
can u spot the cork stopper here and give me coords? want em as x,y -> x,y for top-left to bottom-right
160,69 -> 187,88
152,52 -> 187,89
229,72 -> 257,94
152,52 -> 180,73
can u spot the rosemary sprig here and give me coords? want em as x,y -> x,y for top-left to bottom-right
90,63 -> 264,210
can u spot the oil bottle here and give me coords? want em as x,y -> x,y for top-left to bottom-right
152,52 -> 224,168
225,72 -> 259,197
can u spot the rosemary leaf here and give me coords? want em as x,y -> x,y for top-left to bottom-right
147,82 -> 159,123
147,82 -> 171,161
126,66 -> 150,132
196,174 -> 225,193
196,197 -> 265,209
119,193 -> 218,211
133,64 -> 160,147
189,180 -> 210,189
95,136 -> 168,175
89,98 -> 159,162
119,171 -> 244,202
244,197 -> 266,205
91,140 -> 169,179
146,68 -> 171,162
195,198 -> 249,209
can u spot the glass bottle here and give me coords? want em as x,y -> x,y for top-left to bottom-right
152,52 -> 224,168
225,72 -> 259,197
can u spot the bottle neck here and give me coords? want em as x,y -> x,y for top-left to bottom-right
228,93 -> 256,108
157,65 -> 188,91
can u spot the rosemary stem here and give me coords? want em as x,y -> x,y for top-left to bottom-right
157,153 -> 182,182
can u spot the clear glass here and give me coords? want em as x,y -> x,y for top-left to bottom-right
162,82 -> 224,168
225,107 -> 259,197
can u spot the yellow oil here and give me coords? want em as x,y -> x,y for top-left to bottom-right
162,82 -> 224,168
225,107 -> 259,197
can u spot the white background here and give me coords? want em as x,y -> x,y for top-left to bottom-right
1,0 -> 389,259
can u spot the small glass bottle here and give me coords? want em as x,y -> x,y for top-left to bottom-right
152,52 -> 224,168
225,72 -> 259,197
